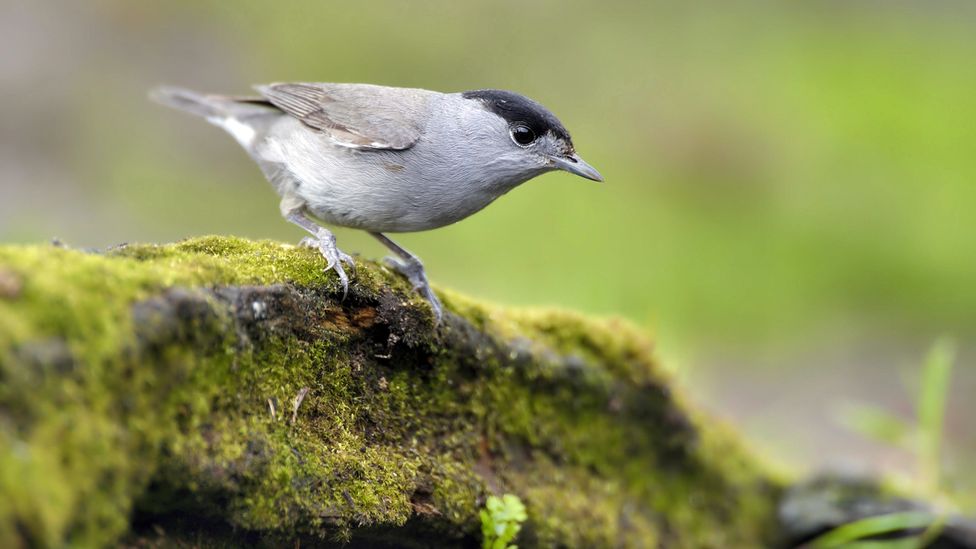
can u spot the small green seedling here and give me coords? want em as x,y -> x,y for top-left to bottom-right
816,339 -> 957,548
480,494 -> 528,549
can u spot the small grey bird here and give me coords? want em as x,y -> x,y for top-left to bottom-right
151,83 -> 603,321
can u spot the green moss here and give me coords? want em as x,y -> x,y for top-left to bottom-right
0,236 -> 781,547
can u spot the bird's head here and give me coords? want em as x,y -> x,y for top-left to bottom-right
461,89 -> 603,183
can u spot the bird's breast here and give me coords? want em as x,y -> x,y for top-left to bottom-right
259,116 -> 526,233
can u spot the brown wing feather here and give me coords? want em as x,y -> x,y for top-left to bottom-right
255,83 -> 428,150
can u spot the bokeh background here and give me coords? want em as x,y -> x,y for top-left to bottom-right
2,1 -> 973,503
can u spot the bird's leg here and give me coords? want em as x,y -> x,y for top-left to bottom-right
285,209 -> 356,298
370,232 -> 442,323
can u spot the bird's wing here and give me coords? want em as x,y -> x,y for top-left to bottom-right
255,83 -> 432,150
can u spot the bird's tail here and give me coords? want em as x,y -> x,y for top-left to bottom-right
151,86 -> 276,148
150,86 -> 233,119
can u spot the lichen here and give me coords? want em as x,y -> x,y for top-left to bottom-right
0,236 -> 782,548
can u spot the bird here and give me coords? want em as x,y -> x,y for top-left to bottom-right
151,82 -> 603,322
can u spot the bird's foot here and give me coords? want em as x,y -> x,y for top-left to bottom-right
384,255 -> 443,324
299,229 -> 356,298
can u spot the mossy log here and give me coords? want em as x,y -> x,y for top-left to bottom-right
0,236 -> 962,548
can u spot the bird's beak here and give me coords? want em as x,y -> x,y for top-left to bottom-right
550,152 -> 604,182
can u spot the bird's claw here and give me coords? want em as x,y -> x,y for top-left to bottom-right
384,256 -> 443,324
300,232 -> 356,298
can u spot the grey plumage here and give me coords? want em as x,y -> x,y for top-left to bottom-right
151,82 -> 603,321
150,86 -> 273,125
256,83 -> 430,150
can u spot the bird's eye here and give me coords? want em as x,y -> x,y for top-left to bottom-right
510,125 -> 536,146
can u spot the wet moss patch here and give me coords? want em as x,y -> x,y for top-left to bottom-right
0,236 -> 780,548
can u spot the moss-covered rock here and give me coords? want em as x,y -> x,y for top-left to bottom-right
0,236 -> 782,548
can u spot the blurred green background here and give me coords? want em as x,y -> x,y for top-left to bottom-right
1,1 -> 972,497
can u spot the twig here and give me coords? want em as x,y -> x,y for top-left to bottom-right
268,398 -> 277,421
291,387 -> 310,424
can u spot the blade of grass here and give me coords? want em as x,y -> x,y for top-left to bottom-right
808,511 -> 936,548
917,339 -> 955,494
836,402 -> 912,448
913,513 -> 948,549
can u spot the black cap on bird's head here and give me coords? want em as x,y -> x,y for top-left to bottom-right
462,89 -> 603,182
